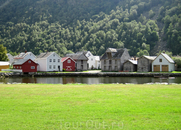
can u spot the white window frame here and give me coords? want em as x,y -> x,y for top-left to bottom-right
31,66 -> 35,69
67,60 -> 71,63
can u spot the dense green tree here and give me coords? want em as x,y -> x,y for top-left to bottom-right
0,44 -> 8,61
0,0 -> 180,57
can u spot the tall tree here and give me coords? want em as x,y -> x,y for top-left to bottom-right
0,44 -> 8,61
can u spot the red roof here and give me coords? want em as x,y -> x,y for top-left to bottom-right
61,57 -> 76,63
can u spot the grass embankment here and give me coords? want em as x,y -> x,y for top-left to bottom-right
0,84 -> 181,129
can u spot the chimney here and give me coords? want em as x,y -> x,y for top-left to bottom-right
163,52 -> 165,54
25,50 -> 27,53
134,56 -> 136,61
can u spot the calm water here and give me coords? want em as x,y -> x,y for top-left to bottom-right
0,76 -> 181,84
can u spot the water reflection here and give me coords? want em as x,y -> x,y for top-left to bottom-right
0,77 -> 181,84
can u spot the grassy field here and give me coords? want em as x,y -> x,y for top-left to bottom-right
0,84 -> 181,130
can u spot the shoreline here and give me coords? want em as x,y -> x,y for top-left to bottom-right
1,72 -> 181,78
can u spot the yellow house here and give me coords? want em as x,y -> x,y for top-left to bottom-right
0,61 -> 10,71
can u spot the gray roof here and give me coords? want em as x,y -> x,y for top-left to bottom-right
13,59 -> 29,65
101,48 -> 127,60
36,52 -> 61,60
141,55 -> 156,60
36,52 -> 53,59
14,52 -> 35,59
128,60 -> 137,65
106,48 -> 117,52
13,59 -> 38,65
161,53 -> 174,63
66,53 -> 88,61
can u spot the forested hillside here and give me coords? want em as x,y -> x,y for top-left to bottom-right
0,0 -> 181,56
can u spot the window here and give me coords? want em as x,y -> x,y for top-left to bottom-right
50,59 -> 52,62
49,65 -> 52,69
115,60 -> 117,64
28,61 -> 31,63
67,60 -> 71,63
81,60 -> 83,64
159,59 -> 162,62
104,60 -> 106,64
109,60 -> 112,64
31,66 -> 35,69
53,65 -> 55,69
20,66 -> 21,69
17,66 -> 19,69
53,59 -> 56,62
58,59 -> 60,62
91,58 -> 93,61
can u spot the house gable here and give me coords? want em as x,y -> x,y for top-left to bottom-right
78,54 -> 88,61
35,52 -> 62,72
62,57 -> 76,71
152,53 -> 175,72
153,53 -> 174,65
61,57 -> 76,63
13,59 -> 38,72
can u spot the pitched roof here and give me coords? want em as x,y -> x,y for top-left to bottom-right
14,52 -> 35,59
13,59 -> 38,65
61,57 -> 76,63
66,53 -> 88,61
100,48 -> 127,60
124,60 -> 137,65
36,52 -> 53,59
126,60 -> 137,65
13,59 -> 29,65
106,48 -> 117,52
143,56 -> 156,60
112,49 -> 125,59
161,53 -> 174,63
137,55 -> 156,61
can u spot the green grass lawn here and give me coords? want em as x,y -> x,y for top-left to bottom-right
0,84 -> 181,130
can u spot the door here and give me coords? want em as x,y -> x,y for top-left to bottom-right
162,65 -> 168,72
58,66 -> 60,71
154,65 -> 160,72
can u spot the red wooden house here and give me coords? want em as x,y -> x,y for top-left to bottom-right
13,59 -> 38,73
61,57 -> 76,71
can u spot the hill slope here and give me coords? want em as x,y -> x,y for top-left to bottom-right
0,0 -> 181,56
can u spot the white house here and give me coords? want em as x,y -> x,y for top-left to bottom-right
35,52 -> 62,72
76,51 -> 96,69
14,51 -> 36,62
152,52 -> 175,72
94,56 -> 101,69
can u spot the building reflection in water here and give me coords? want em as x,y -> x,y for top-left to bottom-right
1,76 -> 181,84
